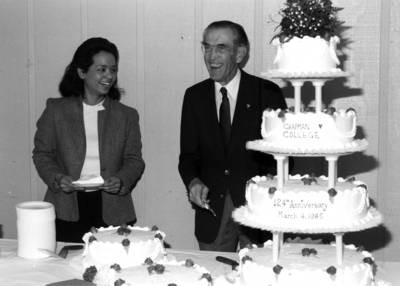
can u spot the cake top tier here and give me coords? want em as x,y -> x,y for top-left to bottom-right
273,0 -> 343,43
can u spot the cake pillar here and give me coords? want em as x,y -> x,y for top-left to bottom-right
274,155 -> 287,188
272,232 -> 282,263
326,155 -> 338,189
291,80 -> 304,113
335,233 -> 344,266
312,80 -> 326,113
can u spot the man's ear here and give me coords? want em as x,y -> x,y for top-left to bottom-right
236,46 -> 247,64
77,68 -> 86,79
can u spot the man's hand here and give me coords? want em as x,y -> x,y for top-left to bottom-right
102,176 -> 122,194
188,177 -> 209,208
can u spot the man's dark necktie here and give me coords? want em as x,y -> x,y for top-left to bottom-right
219,87 -> 231,148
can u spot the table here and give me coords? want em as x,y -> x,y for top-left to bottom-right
0,239 -> 236,285
0,239 -> 398,285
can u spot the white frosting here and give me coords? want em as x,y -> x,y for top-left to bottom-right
246,175 -> 369,224
238,242 -> 376,286
233,175 -> 383,233
82,226 -> 165,269
272,36 -> 341,73
91,256 -> 212,286
261,109 -> 357,150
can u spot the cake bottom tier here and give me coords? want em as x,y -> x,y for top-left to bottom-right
237,242 -> 376,286
89,256 -> 211,286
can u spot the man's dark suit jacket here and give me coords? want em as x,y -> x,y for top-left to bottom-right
178,70 -> 288,243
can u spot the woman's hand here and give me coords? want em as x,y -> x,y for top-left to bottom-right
55,174 -> 77,193
102,176 -> 122,194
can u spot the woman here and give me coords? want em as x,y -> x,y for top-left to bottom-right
33,37 -> 145,242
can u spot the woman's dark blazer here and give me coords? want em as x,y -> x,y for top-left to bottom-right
178,70 -> 287,243
33,96 -> 145,225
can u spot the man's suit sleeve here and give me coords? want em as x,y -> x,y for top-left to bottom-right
264,80 -> 288,110
178,89 -> 200,188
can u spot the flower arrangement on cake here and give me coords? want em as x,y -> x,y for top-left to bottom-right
273,0 -> 343,42
267,0 -> 345,75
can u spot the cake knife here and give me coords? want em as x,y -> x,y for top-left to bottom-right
203,202 -> 217,217
39,245 -> 83,259
216,256 -> 239,270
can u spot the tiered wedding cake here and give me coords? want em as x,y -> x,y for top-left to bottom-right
232,1 -> 385,285
80,225 -> 213,286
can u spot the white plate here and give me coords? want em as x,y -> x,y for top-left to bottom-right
72,182 -> 104,188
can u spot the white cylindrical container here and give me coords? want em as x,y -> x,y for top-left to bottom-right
16,201 -> 56,259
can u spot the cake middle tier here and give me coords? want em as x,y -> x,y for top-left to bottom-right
233,175 -> 382,233
247,108 -> 368,155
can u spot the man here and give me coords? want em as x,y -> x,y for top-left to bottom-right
178,20 -> 288,251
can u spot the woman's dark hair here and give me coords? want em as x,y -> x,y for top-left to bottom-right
58,37 -> 122,100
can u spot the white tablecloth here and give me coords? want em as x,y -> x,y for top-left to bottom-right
0,239 -> 398,285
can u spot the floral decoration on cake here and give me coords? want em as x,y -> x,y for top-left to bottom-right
301,247 -> 318,256
326,265 -> 337,275
273,0 -> 343,42
117,224 -> 132,235
272,264 -> 283,274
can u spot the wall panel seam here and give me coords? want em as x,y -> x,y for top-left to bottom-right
27,0 -> 36,201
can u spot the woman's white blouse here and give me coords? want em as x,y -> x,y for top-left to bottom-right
79,100 -> 104,179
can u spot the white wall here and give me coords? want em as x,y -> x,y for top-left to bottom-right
0,0 -> 398,261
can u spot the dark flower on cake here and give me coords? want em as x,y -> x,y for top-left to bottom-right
200,273 -> 213,283
114,278 -> 125,286
144,257 -> 154,265
154,264 -> 166,274
346,107 -> 356,113
302,247 -> 318,256
122,238 -> 130,247
268,186 -> 277,195
90,226 -> 98,233
309,248 -> 317,255
357,184 -> 367,190
117,225 -> 131,235
301,248 -> 311,256
185,258 -> 195,267
88,235 -> 97,243
151,225 -> 159,231
326,265 -> 337,275
346,176 -> 356,182
273,264 -> 283,274
154,233 -> 164,240
301,176 -> 317,185
325,106 -> 336,115
110,263 -> 121,272
363,257 -> 374,265
147,265 -> 155,274
241,255 -> 253,263
83,266 -> 97,282
363,257 -> 378,276
278,110 -> 286,118
147,264 -> 166,275
288,106 -> 295,113
328,188 -> 337,197
273,0 -> 343,42
168,284 -> 177,286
